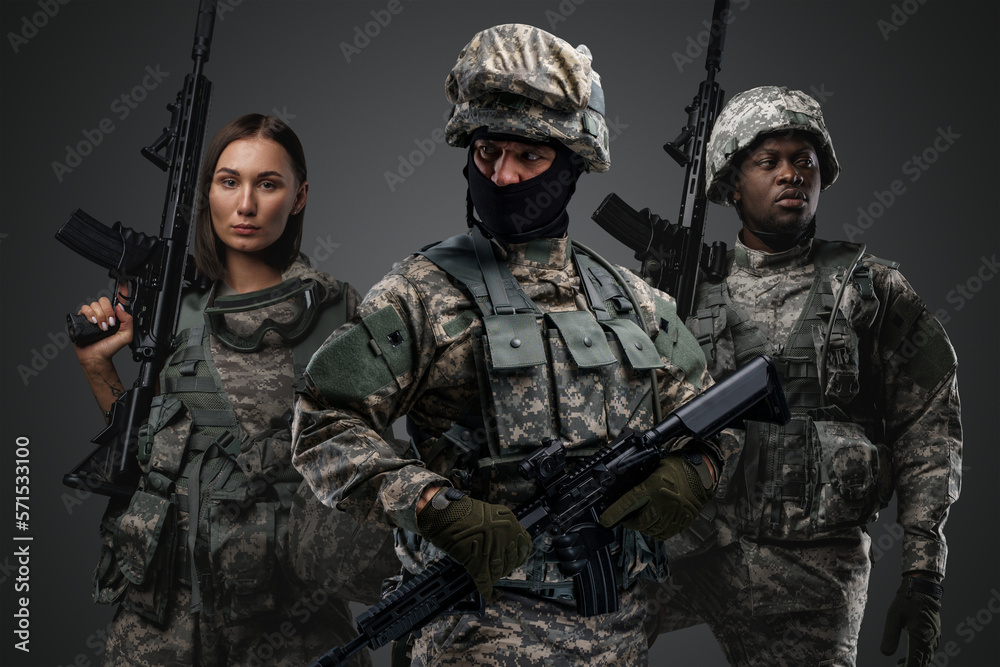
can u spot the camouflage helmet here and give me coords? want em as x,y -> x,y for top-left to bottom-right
444,24 -> 610,173
706,85 -> 840,206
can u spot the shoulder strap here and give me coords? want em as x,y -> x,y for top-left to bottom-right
292,283 -> 350,391
177,286 -> 213,334
420,231 -> 541,318
420,230 -> 546,369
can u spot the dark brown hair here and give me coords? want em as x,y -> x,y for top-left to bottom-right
194,114 -> 307,281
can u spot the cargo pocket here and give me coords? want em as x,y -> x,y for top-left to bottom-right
287,480 -> 399,605
113,490 -> 177,623
811,412 -> 880,533
209,501 -> 276,622
480,318 -> 555,451
93,499 -> 129,605
547,325 -> 610,446
137,396 -> 186,468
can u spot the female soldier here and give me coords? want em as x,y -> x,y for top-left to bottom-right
73,114 -> 390,666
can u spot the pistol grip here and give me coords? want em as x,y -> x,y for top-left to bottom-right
67,311 -> 120,346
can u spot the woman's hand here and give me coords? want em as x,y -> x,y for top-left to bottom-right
73,285 -> 134,419
74,288 -> 134,367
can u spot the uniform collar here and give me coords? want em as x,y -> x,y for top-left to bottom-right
491,233 -> 573,271
733,234 -> 815,276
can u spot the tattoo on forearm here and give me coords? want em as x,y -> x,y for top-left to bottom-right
102,376 -> 125,398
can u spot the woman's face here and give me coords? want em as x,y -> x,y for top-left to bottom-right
209,137 -> 307,259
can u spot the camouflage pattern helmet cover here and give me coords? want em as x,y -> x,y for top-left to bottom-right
445,24 -> 611,173
706,85 -> 840,206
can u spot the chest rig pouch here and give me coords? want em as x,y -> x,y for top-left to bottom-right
417,230 -> 668,596
688,241 -> 894,541
102,279 -> 354,624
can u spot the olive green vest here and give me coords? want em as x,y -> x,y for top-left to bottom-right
113,279 -> 347,623
416,230 -> 668,595
688,241 -> 894,540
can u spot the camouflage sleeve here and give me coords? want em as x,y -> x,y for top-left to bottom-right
617,268 -> 738,470
342,281 -> 363,321
872,265 -> 962,577
292,266 -> 451,533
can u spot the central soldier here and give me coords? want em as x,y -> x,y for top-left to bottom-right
292,24 -> 730,665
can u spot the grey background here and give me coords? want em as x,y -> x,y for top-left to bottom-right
1,1 -> 997,665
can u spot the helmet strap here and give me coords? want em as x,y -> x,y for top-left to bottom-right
737,210 -> 817,253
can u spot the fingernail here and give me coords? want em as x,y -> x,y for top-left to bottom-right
109,316 -> 116,327
90,316 -> 98,324
100,322 -> 108,331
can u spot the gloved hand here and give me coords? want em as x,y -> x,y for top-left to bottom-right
880,577 -> 943,667
416,488 -> 532,600
598,451 -> 713,541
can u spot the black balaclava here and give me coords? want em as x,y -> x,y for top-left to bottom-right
465,128 -> 584,244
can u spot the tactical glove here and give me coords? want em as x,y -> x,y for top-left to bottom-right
880,577 -> 943,667
598,448 -> 713,541
416,488 -> 532,600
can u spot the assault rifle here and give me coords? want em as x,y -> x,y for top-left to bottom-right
592,0 -> 731,320
310,355 -> 790,667
56,0 -> 217,499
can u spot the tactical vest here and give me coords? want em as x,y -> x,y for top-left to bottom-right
413,230 -> 669,597
687,240 -> 894,541
105,278 -> 348,624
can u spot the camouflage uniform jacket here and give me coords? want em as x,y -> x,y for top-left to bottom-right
688,236 -> 962,577
98,260 -> 363,622
294,234 -> 727,585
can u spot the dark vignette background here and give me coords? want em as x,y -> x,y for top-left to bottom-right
1,1 -> 997,665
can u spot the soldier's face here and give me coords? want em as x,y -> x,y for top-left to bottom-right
732,133 -> 821,241
209,137 -> 307,259
472,138 -> 557,185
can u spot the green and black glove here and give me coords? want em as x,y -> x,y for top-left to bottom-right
416,488 -> 532,600
598,441 -> 714,541
880,576 -> 943,667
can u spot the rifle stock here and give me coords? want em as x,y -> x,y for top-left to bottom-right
310,355 -> 789,667
58,0 -> 217,499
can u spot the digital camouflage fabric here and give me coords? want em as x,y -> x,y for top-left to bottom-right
293,234 -> 730,664
96,260 -> 381,667
647,236 -> 962,667
445,24 -> 611,173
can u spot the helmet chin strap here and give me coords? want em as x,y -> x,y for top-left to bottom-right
740,219 -> 816,252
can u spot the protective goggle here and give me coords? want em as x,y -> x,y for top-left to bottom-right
205,277 -> 319,352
